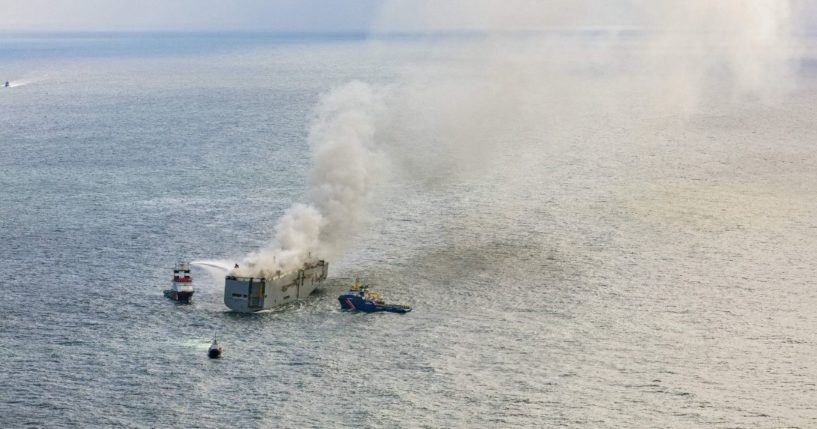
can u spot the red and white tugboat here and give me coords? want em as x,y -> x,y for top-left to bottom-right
164,261 -> 194,302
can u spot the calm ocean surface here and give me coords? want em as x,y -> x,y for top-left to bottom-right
1,33 -> 816,428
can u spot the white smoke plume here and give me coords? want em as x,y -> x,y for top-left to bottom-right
635,0 -> 803,110
373,0 -> 802,105
234,81 -> 382,277
369,0 -> 805,177
232,1 -> 805,277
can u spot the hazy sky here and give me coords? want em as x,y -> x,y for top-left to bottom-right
2,0 -> 815,33
0,0 -> 383,32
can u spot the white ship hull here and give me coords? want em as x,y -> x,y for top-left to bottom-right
223,260 -> 328,312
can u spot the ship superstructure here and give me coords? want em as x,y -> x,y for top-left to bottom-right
223,259 -> 328,312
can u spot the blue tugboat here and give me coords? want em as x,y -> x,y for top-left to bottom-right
338,279 -> 411,314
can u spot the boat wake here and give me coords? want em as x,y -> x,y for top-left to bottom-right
5,78 -> 43,88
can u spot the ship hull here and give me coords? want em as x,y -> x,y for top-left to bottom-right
339,293 -> 411,314
164,290 -> 194,302
208,347 -> 222,359
223,260 -> 328,312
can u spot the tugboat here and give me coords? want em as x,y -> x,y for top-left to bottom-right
208,337 -> 223,359
164,261 -> 194,302
338,279 -> 412,314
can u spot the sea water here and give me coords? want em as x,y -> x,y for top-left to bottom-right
1,33 -> 816,427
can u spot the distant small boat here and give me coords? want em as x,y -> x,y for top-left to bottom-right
4,81 -> 9,88
208,337 -> 223,359
164,261 -> 194,302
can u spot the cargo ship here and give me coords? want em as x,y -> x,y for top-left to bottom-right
223,259 -> 328,312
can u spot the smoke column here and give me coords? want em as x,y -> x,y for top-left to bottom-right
374,0 -> 802,104
234,82 -> 381,277
368,0 -> 804,177
635,0 -> 802,110
231,0 -> 804,277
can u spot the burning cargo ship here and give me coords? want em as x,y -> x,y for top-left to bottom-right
223,259 -> 328,312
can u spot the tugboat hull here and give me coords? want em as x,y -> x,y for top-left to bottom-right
208,347 -> 222,359
164,290 -> 194,303
339,293 -> 411,314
